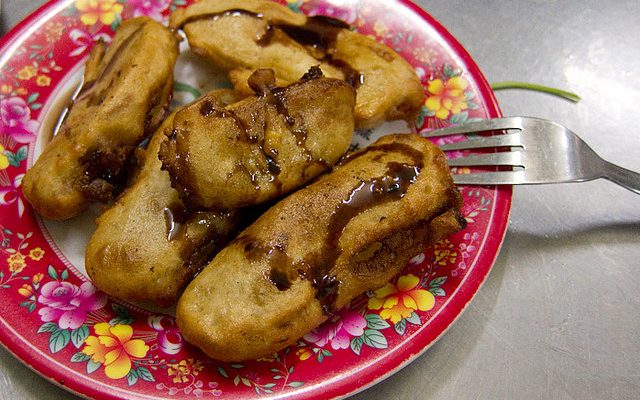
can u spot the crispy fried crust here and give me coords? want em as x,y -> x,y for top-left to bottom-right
22,17 -> 179,220
85,91 -> 243,307
159,68 -> 356,210
176,133 -> 465,361
169,0 -> 424,129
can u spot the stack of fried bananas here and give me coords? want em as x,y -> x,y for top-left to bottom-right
24,0 -> 465,361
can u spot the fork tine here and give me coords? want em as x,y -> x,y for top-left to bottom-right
447,151 -> 523,167
439,132 -> 522,151
452,170 -> 526,185
422,117 -> 524,138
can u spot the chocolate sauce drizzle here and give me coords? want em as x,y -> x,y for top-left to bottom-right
236,145 -> 423,313
163,203 -> 236,276
178,9 -> 364,88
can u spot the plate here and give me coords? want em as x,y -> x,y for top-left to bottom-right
0,0 -> 510,399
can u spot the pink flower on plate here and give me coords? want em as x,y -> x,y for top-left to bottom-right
0,96 -> 39,144
304,307 -> 366,350
129,0 -> 171,21
37,281 -> 107,330
148,315 -> 183,354
305,0 -> 358,24
68,29 -> 112,57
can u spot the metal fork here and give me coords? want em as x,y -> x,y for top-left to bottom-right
423,116 -> 640,194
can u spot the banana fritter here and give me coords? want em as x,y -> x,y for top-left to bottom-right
176,133 -> 465,361
22,17 -> 179,220
159,67 -> 356,210
85,91 -> 242,307
169,0 -> 424,129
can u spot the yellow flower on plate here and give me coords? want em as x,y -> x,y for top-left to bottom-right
0,84 -> 12,94
18,283 -> 34,297
17,65 -> 37,80
75,0 -> 123,26
296,347 -> 314,361
368,274 -> 435,324
0,145 -> 9,170
425,76 -> 469,120
28,247 -> 45,261
433,239 -> 458,266
7,253 -> 27,273
32,273 -> 44,284
36,75 -> 51,87
167,358 -> 203,383
82,323 -> 149,379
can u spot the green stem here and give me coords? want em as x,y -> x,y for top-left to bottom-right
490,81 -> 581,102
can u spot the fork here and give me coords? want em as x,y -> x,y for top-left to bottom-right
423,116 -> 640,195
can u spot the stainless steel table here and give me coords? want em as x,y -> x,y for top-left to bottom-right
1,1 -> 639,399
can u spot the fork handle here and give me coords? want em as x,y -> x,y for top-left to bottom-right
603,161 -> 640,195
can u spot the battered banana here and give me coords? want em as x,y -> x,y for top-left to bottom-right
176,133 -> 465,361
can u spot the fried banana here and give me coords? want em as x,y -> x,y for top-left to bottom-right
159,68 -> 356,210
85,91 -> 243,307
22,17 -> 179,220
176,133 -> 465,361
170,0 -> 424,129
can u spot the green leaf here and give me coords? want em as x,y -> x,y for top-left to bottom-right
288,381 -> 304,388
173,81 -> 202,99
321,349 -> 331,356
87,359 -> 101,374
443,63 -> 457,78
362,329 -> 388,349
430,287 -> 446,297
37,322 -> 59,333
70,326 -> 89,349
27,93 -> 39,103
110,14 -> 122,32
406,312 -> 421,326
240,377 -> 251,387
60,269 -> 69,281
28,303 -> 36,313
16,145 -> 29,161
317,353 -> 324,363
111,302 -> 129,316
449,111 -> 469,125
47,265 -> 58,280
272,375 -> 281,380
394,318 -> 407,335
233,375 -> 240,386
109,316 -> 134,326
6,152 -> 20,167
71,352 -> 91,363
217,366 -> 228,378
350,336 -> 364,355
30,103 -> 42,110
126,369 -> 139,386
263,383 -> 276,388
230,363 -> 244,369
49,328 -> 71,353
490,81 -> 581,102
365,314 -> 391,330
429,276 -> 447,288
137,366 -> 155,382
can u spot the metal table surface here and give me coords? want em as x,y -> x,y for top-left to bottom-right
1,1 -> 639,399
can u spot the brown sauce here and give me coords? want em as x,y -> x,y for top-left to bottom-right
237,145 -> 423,313
179,9 -> 363,89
